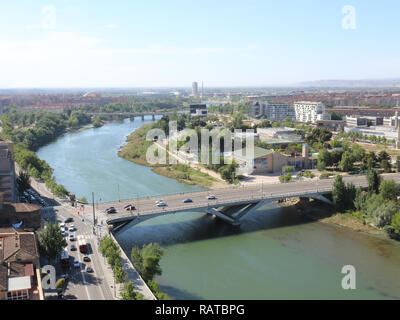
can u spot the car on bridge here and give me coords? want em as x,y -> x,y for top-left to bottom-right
156,201 -> 167,207
106,207 -> 117,214
183,198 -> 193,203
124,204 -> 136,211
207,195 -> 217,200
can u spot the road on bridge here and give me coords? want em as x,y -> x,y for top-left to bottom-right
101,173 -> 400,223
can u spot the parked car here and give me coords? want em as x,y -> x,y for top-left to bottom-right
64,217 -> 73,223
83,256 -> 91,262
183,198 -> 193,203
70,244 -> 77,251
106,208 -> 116,214
155,200 -> 165,204
62,232 -> 68,237
207,195 -> 217,200
73,259 -> 80,268
68,226 -> 76,232
69,234 -> 75,241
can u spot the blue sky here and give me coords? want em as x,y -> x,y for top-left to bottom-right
0,0 -> 399,87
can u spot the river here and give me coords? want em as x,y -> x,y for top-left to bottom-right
37,118 -> 400,300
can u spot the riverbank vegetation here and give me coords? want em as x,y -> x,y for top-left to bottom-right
118,119 -> 220,187
131,243 -> 171,300
331,171 -> 400,240
99,236 -> 144,300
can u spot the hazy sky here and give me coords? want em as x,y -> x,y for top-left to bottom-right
0,0 -> 399,88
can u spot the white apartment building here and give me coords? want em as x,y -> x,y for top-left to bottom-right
293,101 -> 330,124
250,101 -> 295,121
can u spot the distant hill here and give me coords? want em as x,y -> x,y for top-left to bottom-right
293,78 -> 400,88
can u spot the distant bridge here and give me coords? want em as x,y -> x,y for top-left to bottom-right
87,111 -> 177,120
104,173 -> 400,228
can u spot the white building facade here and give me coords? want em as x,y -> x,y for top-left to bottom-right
250,101 -> 295,121
293,101 -> 330,124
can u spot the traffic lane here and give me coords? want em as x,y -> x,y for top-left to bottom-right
56,209 -> 108,300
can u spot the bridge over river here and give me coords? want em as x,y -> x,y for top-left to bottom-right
104,172 -> 400,228
87,111 -> 176,120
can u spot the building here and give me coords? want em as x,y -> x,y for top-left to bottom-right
192,82 -> 199,97
189,104 -> 208,117
0,140 -> 16,203
0,229 -> 41,300
256,127 -> 302,143
0,193 -> 42,231
250,101 -> 295,121
294,101 -> 330,123
345,116 -> 368,127
316,120 -> 346,132
234,145 -> 316,175
234,147 -> 289,174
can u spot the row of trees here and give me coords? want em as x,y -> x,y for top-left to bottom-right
332,171 -> 400,239
99,236 -> 144,300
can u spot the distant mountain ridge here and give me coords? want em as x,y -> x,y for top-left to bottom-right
294,78 -> 400,88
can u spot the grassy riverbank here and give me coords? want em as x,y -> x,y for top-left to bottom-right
280,198 -> 386,236
118,124 -> 220,188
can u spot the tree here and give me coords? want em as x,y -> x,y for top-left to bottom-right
366,197 -> 398,228
354,187 -> 366,212
131,243 -> 164,282
316,160 -> 326,171
37,223 -> 67,262
131,246 -> 144,275
339,151 -> 354,172
121,281 -> 143,300
344,182 -> 356,210
114,265 -> 127,283
379,180 -> 398,201
16,170 -> 31,194
305,128 -> 332,145
377,150 -> 391,164
367,169 -> 381,194
141,243 -> 164,281
279,174 -> 292,183
282,166 -> 295,174
362,152 -> 377,170
332,175 -> 346,211
318,148 -> 331,167
391,213 -> 400,236
381,159 -> 391,173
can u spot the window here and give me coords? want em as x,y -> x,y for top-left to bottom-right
6,290 -> 28,300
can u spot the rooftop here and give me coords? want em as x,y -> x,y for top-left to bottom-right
234,146 -> 274,159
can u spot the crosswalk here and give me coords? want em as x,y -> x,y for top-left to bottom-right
76,234 -> 95,241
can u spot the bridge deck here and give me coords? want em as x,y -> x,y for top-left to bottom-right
105,173 -> 400,225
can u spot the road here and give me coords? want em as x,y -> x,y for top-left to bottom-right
41,205 -> 115,300
101,172 -> 400,222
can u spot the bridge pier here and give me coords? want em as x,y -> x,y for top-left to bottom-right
141,115 -> 145,120
152,114 -> 155,121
